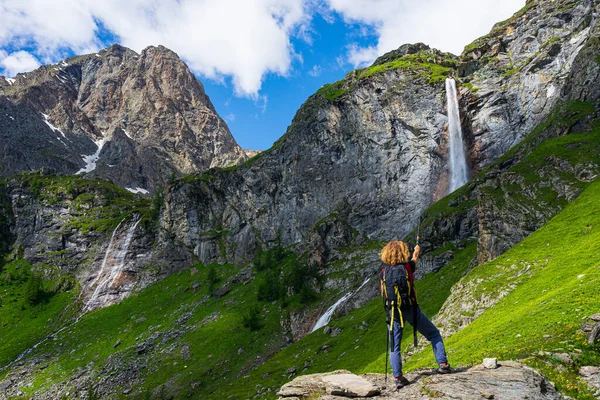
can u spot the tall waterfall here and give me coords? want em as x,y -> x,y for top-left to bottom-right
82,215 -> 141,312
446,78 -> 468,192
312,278 -> 371,332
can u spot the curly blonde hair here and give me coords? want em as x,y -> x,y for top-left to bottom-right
380,241 -> 410,266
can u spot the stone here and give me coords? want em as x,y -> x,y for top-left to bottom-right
480,389 -> 495,399
212,286 -> 231,298
588,322 -> 600,345
483,358 -> 498,369
322,374 -> 380,397
551,353 -> 573,365
579,366 -> 600,391
113,339 -> 122,349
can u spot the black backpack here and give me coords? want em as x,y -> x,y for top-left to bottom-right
382,263 -> 415,310
382,263 -> 419,347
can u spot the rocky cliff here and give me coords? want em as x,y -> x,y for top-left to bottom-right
0,44 -> 247,193
161,0 -> 599,270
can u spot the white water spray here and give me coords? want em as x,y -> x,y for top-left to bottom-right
446,78 -> 468,192
83,215 -> 141,312
312,277 -> 371,332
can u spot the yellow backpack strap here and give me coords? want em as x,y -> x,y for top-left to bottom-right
394,287 -> 404,328
389,301 -> 395,332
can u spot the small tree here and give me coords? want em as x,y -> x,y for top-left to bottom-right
207,266 -> 218,293
24,273 -> 44,305
242,306 -> 262,331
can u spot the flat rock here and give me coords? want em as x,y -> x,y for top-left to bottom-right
277,362 -> 562,399
322,374 -> 380,397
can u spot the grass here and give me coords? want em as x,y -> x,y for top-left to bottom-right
317,52 -> 454,102
403,178 -> 600,399
0,259 -> 78,367
14,172 -> 153,234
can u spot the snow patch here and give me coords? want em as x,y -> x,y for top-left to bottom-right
61,60 -> 69,67
126,187 -> 149,195
5,114 -> 14,121
41,113 -> 67,139
5,78 -> 15,85
95,53 -> 100,57
546,85 -> 557,99
76,138 -> 107,174
123,129 -> 132,138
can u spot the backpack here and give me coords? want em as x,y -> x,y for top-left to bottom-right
382,263 -> 419,347
382,263 -> 415,310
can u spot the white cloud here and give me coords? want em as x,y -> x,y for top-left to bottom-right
0,0 -> 527,93
224,112 -> 236,122
0,0 -> 312,96
0,50 -> 41,77
308,65 -> 322,77
326,0 -> 526,66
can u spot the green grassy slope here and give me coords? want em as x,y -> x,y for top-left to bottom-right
402,178 -> 600,399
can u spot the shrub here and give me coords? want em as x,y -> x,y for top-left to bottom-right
257,269 -> 283,302
207,266 -> 218,293
242,306 -> 262,331
23,273 -> 44,305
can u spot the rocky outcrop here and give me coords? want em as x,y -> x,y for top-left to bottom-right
277,361 -> 563,399
458,0 -> 598,173
2,172 -> 192,309
0,44 -> 247,193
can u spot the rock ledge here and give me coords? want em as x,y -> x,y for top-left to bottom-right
277,361 -> 563,399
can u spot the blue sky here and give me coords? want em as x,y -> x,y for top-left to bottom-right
0,0 -> 525,151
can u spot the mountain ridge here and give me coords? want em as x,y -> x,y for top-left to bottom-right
0,43 -> 248,193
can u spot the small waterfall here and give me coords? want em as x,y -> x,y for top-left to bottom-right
312,277 -> 371,333
82,215 -> 141,312
446,78 -> 468,192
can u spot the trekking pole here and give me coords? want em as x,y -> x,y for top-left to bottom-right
384,326 -> 389,389
416,217 -> 421,246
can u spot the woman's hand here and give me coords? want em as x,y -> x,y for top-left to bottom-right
412,244 -> 421,261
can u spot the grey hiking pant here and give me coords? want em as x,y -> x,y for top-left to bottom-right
389,306 -> 448,378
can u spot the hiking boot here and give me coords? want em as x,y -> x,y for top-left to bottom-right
394,376 -> 410,389
437,364 -> 452,374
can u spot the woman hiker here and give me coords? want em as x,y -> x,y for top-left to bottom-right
379,240 -> 451,389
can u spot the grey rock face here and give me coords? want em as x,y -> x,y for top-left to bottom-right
459,0 -> 598,173
161,0 -> 600,275
0,44 -> 247,193
163,56 -> 453,266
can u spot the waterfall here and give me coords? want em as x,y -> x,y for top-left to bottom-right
82,215 -> 141,312
312,277 -> 371,333
446,78 -> 468,192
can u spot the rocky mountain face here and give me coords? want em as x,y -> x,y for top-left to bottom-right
160,0 -> 599,270
0,44 -> 247,193
0,0 -> 596,330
